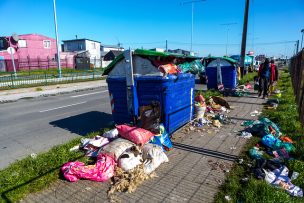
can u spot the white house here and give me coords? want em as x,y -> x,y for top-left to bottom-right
62,38 -> 101,67
100,44 -> 124,68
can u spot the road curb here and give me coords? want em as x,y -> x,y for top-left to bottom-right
0,84 -> 108,104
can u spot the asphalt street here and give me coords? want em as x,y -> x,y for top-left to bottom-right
0,87 -> 113,169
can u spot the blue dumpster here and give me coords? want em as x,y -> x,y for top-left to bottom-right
107,73 -> 195,134
203,57 -> 237,89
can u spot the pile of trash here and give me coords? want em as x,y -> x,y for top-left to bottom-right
62,102 -> 173,201
192,94 -> 234,129
240,117 -> 303,197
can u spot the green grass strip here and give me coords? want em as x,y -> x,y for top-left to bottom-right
0,129 -> 112,203
215,70 -> 304,203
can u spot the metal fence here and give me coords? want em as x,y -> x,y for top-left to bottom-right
0,58 -> 103,72
0,69 -> 104,90
289,49 -> 304,126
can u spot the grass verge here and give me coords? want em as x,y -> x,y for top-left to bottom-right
0,127 -> 112,203
215,71 -> 304,203
0,68 -> 104,76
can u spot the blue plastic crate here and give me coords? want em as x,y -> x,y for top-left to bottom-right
106,74 -> 195,134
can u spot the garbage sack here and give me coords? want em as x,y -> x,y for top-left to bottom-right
61,153 -> 115,182
249,146 -> 263,159
80,136 -> 110,157
270,166 -> 303,197
142,143 -> 169,174
116,125 -> 155,146
118,146 -> 143,172
178,59 -> 204,74
259,118 -> 281,136
102,138 -> 135,161
262,134 -> 282,149
264,169 -> 277,184
102,128 -> 119,139
158,64 -> 179,76
211,96 -> 230,109
150,124 -> 173,151
195,104 -> 206,119
139,101 -> 161,134
195,94 -> 206,106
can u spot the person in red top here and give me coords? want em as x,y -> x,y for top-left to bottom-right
257,58 -> 275,98
270,59 -> 279,93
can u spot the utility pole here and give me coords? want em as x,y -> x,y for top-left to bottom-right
53,0 -> 62,78
301,29 -> 304,49
182,0 -> 206,52
240,0 -> 250,78
296,40 -> 299,53
220,23 -> 237,56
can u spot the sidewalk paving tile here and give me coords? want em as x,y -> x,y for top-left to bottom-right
22,93 -> 264,203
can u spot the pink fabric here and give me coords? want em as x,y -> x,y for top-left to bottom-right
116,125 -> 155,146
61,154 -> 115,182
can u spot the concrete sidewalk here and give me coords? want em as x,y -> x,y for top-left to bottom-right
0,80 -> 107,103
22,93 -> 264,203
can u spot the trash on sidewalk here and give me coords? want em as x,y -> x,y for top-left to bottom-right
142,143 -> 169,174
116,125 -> 155,146
240,131 -> 253,139
61,153 -> 115,182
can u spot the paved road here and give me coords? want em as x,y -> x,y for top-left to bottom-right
0,87 -> 113,169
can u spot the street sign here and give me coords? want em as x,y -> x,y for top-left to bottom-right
7,47 -> 15,54
7,47 -> 17,76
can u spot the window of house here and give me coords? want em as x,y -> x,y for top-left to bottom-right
43,40 -> 51,48
78,43 -> 83,50
91,42 -> 96,49
0,40 -> 4,49
18,39 -> 27,48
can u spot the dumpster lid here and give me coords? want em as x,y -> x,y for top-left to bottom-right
203,56 -> 237,67
103,49 -> 200,75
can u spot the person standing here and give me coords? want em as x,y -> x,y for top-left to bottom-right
258,58 -> 273,99
269,59 -> 279,94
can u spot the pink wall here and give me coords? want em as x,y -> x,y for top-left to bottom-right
0,34 -> 57,60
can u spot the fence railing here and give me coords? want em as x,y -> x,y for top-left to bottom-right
289,49 -> 304,126
0,69 -> 104,90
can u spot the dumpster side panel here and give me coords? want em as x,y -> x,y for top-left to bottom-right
106,77 -> 132,124
206,66 -> 237,89
137,74 -> 195,134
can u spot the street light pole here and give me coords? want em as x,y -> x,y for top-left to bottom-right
182,0 -> 206,53
53,0 -> 62,78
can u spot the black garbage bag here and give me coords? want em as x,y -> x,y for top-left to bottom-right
139,101 -> 161,134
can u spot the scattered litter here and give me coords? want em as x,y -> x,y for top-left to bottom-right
238,158 -> 244,164
240,131 -> 253,139
30,153 -> 37,159
224,195 -> 231,201
69,145 -> 80,152
230,146 -> 236,150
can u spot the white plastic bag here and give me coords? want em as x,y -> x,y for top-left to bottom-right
142,143 -> 169,174
118,149 -> 143,172
263,169 -> 276,184
102,138 -> 134,161
102,128 -> 119,139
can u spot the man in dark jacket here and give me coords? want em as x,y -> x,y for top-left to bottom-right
258,58 -> 273,99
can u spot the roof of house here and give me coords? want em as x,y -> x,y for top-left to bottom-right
101,44 -> 123,49
62,38 -> 101,43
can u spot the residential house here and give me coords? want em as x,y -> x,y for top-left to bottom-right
0,34 -> 58,71
102,50 -> 123,67
62,38 -> 101,67
168,49 -> 194,56
100,44 -> 124,68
